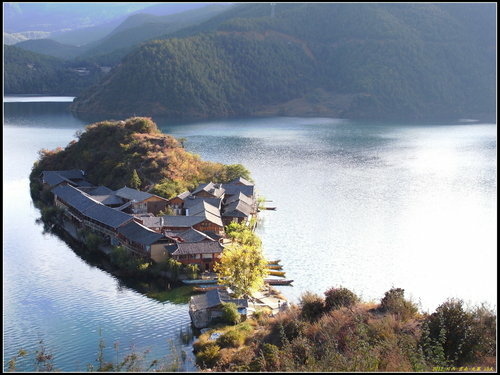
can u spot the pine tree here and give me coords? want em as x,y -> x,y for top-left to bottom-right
129,169 -> 141,189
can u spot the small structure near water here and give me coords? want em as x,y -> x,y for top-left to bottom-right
189,289 -> 248,329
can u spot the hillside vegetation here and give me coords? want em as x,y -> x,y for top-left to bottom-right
194,287 -> 496,372
71,3 -> 496,121
4,45 -> 105,95
30,117 -> 249,197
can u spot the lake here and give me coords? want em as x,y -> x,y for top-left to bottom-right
3,97 -> 497,371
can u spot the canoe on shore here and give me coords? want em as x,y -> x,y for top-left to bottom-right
268,270 -> 286,277
267,260 -> 281,265
266,264 -> 283,270
265,279 -> 293,285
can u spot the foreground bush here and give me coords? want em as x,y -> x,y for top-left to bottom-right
379,288 -> 418,321
299,292 -> 325,322
324,287 -> 359,311
421,299 -> 496,366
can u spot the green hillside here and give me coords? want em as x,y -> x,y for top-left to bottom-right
14,38 -> 82,60
30,117 -> 250,195
4,45 -> 104,95
77,4 -> 232,64
72,3 -> 496,121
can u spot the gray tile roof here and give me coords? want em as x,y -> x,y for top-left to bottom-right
85,186 -> 115,195
140,216 -> 164,228
91,195 -> 125,206
223,200 -> 253,218
192,182 -> 225,198
81,203 -> 134,229
117,221 -> 167,246
114,186 -> 153,202
42,170 -> 89,187
228,177 -> 254,186
171,241 -> 223,256
161,215 -> 206,228
221,184 -> 254,197
190,201 -> 221,218
177,191 -> 191,200
177,228 -> 215,243
183,196 -> 222,210
224,192 -> 253,206
51,184 -> 133,229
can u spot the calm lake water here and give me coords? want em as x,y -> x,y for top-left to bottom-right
3,97 -> 497,371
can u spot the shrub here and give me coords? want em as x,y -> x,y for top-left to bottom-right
217,329 -> 245,348
222,302 -> 241,325
299,292 -> 325,322
379,288 -> 418,321
324,287 -> 359,311
421,298 -> 496,366
262,343 -> 281,371
195,343 -> 221,369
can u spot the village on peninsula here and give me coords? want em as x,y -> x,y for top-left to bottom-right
36,168 -> 289,329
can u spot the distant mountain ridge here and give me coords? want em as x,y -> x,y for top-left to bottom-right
71,3 -> 496,121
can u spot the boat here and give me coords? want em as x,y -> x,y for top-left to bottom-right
266,264 -> 283,270
267,260 -> 281,265
182,279 -> 218,285
268,270 -> 286,277
265,279 -> 293,285
263,207 -> 277,210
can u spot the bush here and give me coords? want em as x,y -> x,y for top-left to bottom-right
421,299 -> 496,366
221,302 -> 241,325
324,287 -> 359,311
195,343 -> 221,369
379,288 -> 418,321
261,343 -> 281,371
216,329 -> 245,348
299,292 -> 325,322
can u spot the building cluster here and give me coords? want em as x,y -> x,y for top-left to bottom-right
41,170 -> 257,271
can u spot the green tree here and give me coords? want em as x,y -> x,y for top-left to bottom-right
214,242 -> 268,298
129,169 -> 142,189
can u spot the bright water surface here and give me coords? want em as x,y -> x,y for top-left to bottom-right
3,97 -> 497,371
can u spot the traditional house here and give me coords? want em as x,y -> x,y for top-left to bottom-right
167,227 -> 219,243
169,241 -> 223,271
192,182 -> 225,199
51,184 -> 134,244
41,170 -> 93,189
189,289 -> 248,328
183,196 -> 222,215
117,221 -> 175,262
167,191 -> 191,215
224,191 -> 254,207
221,183 -> 254,200
222,199 -> 253,225
114,186 -> 169,215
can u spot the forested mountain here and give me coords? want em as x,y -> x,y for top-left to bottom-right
76,4 -> 232,64
72,3 -> 496,121
14,39 -> 82,60
4,45 -> 105,95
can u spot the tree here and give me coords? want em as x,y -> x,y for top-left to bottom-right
214,242 -> 268,298
129,169 -> 142,189
223,164 -> 252,183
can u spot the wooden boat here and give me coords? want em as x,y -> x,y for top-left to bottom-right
268,270 -> 286,277
267,259 -> 281,265
266,264 -> 283,270
265,279 -> 293,285
182,279 -> 218,285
